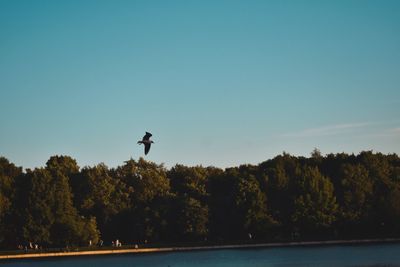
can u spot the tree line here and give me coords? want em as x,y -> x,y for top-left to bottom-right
0,150 -> 400,249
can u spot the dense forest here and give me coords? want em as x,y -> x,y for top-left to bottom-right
1,150 -> 400,249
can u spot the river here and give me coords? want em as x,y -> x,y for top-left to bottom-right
2,242 -> 400,267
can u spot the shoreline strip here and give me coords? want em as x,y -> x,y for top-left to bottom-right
1,238 -> 400,260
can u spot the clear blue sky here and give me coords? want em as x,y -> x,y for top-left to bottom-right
1,0 -> 399,169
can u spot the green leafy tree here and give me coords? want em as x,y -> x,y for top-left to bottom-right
207,168 -> 238,240
114,158 -> 171,242
77,163 -> 130,241
291,167 -> 338,235
208,168 -> 276,240
21,168 -> 55,245
16,159 -> 99,247
384,185 -> 400,234
46,156 -> 100,246
46,155 -> 79,177
173,196 -> 209,240
259,153 -> 302,238
339,164 -> 372,222
234,174 -> 277,239
168,165 -> 210,240
358,151 -> 394,233
168,165 -> 208,200
264,161 -> 291,226
0,157 -> 22,247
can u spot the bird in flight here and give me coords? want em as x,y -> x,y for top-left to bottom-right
137,132 -> 154,155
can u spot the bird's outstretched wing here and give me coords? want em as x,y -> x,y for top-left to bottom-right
143,132 -> 152,141
144,143 -> 151,155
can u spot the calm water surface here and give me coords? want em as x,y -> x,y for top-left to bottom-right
2,243 -> 400,267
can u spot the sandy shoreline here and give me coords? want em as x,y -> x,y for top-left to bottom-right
1,238 -> 400,260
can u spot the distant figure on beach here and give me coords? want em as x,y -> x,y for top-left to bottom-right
137,132 -> 154,155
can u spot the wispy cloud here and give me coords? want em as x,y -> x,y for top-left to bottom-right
369,127 -> 400,137
282,122 -> 372,138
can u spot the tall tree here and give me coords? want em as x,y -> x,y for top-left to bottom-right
291,166 -> 338,236
77,163 -> 130,241
234,174 -> 277,239
16,161 -> 99,247
0,157 -> 22,247
358,151 -> 393,233
46,156 -> 100,246
114,158 -> 171,242
167,165 -> 210,240
207,168 -> 238,240
173,196 -> 209,240
21,168 -> 55,245
338,164 -> 372,222
260,153 -> 301,235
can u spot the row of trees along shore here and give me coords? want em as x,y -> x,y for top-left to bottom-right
1,150 -> 400,249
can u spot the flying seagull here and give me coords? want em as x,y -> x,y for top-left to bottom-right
137,132 -> 154,155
